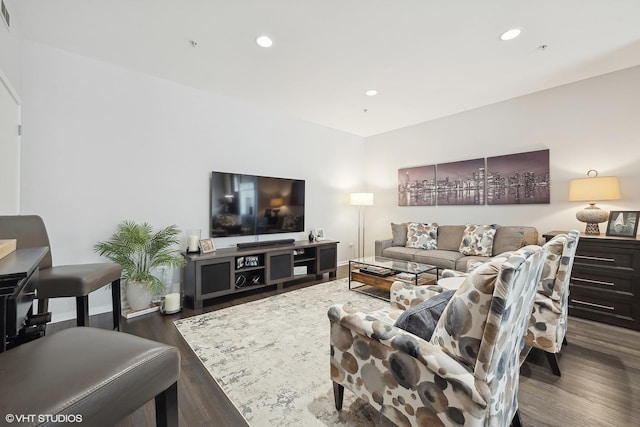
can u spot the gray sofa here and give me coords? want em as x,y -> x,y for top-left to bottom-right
375,224 -> 539,272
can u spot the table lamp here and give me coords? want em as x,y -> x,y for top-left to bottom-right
568,170 -> 620,235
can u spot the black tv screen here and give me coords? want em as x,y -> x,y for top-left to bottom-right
210,172 -> 305,237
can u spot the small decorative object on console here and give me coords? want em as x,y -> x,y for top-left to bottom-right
605,211 -> 639,238
315,228 -> 326,241
245,256 -> 259,267
199,238 -> 216,254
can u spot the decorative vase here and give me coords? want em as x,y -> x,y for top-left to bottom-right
308,230 -> 315,242
126,280 -> 153,311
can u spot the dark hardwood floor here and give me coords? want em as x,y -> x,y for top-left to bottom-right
47,265 -> 640,426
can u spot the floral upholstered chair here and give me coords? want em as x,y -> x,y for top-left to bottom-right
328,245 -> 546,426
394,230 -> 580,376
524,230 -> 579,375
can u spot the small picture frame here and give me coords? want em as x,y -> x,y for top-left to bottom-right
314,228 -> 326,241
199,238 -> 216,253
606,211 -> 640,238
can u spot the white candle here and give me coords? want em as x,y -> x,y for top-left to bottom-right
188,235 -> 199,252
164,293 -> 181,312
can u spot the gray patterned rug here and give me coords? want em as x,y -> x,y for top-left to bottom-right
174,278 -> 396,426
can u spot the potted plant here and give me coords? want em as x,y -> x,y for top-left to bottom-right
94,220 -> 186,310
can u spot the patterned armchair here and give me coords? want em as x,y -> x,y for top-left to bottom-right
328,245 -> 546,426
393,231 -> 580,376
524,230 -> 579,375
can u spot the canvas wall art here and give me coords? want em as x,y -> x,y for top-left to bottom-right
486,149 -> 550,205
436,158 -> 485,205
398,165 -> 436,206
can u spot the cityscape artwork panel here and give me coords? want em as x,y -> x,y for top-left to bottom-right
486,149 -> 550,205
436,158 -> 485,205
398,165 -> 436,206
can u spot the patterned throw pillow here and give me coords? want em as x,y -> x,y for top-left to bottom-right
459,224 -> 498,256
405,222 -> 438,250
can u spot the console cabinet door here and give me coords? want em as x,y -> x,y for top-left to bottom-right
267,250 -> 294,284
317,244 -> 337,274
196,257 -> 234,298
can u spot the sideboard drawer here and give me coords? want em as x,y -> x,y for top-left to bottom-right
569,291 -> 637,328
573,246 -> 636,271
571,268 -> 634,294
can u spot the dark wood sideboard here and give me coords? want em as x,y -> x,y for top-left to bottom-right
544,231 -> 640,330
182,240 -> 338,309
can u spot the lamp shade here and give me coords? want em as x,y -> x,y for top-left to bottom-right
568,176 -> 620,202
270,197 -> 284,208
350,192 -> 374,206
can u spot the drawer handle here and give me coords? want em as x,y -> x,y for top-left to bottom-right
571,299 -> 614,311
572,277 -> 615,287
575,255 -> 615,263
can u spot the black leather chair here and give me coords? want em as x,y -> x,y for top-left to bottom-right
0,215 -> 122,329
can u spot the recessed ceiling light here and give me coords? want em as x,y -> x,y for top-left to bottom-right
500,28 -> 522,41
256,35 -> 273,48
365,89 -> 378,97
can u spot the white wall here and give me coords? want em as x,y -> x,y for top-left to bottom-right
364,66 -> 640,244
20,41 -> 365,321
0,3 -> 22,95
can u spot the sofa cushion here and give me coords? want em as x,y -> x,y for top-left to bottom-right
394,290 -> 456,341
414,249 -> 464,270
430,261 -> 500,368
406,222 -> 438,250
493,226 -> 537,255
459,224 -> 498,256
390,222 -> 408,247
436,225 -> 465,251
381,246 -> 423,262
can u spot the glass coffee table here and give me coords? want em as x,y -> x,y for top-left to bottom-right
349,256 -> 438,301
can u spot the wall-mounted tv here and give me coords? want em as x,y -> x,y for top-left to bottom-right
210,171 -> 305,237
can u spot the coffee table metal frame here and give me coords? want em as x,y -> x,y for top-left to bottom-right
348,256 -> 438,301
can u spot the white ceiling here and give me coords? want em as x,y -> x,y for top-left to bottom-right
9,0 -> 640,137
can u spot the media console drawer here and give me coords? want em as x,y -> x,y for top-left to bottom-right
544,231 -> 640,331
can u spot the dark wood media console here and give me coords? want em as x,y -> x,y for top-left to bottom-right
182,240 -> 338,309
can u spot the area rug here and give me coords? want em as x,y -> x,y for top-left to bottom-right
174,278 -> 396,426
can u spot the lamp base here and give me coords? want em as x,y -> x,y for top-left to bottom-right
583,223 -> 601,235
576,203 -> 609,236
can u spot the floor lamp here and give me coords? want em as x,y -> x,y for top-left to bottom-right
350,192 -> 374,259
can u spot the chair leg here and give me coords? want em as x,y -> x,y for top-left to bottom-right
545,351 -> 561,376
155,381 -> 178,427
333,381 -> 344,411
37,298 -> 49,315
563,336 -> 568,346
76,296 -> 90,327
111,279 -> 121,330
512,409 -> 523,427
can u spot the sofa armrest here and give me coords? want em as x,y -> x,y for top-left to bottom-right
328,303 -> 488,406
375,238 -> 393,256
389,281 -> 446,310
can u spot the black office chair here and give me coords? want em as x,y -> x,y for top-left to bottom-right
0,215 -> 122,329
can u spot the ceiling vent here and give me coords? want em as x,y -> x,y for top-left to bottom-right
1,0 -> 10,30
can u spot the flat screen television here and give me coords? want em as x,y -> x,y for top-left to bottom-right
210,171 -> 305,237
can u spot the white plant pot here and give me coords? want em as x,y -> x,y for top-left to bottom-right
126,280 -> 153,311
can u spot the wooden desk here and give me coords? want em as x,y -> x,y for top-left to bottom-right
0,247 -> 49,352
